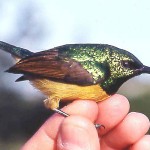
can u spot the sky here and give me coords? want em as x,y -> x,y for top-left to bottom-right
1,0 -> 150,63
0,0 -> 150,97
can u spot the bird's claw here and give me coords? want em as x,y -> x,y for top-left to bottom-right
95,123 -> 105,129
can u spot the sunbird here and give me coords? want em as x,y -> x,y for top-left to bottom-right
0,41 -> 150,117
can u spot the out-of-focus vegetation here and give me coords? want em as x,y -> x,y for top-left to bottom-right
0,87 -> 52,149
130,94 -> 150,119
119,78 -> 150,120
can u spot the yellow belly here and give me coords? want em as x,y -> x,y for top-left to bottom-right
30,78 -> 110,109
31,78 -> 109,101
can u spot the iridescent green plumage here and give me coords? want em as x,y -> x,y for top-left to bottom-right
58,44 -> 145,94
60,45 -> 108,82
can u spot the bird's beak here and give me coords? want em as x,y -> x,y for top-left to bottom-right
141,65 -> 150,74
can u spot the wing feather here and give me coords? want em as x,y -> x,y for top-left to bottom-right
7,49 -> 96,85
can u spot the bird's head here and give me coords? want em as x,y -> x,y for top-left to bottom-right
100,46 -> 150,94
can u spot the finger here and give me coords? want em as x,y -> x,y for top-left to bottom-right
21,100 -> 98,150
57,115 -> 100,150
21,129 -> 55,150
101,112 -> 150,149
129,135 -> 150,150
62,100 -> 99,122
43,100 -> 98,139
97,94 -> 130,135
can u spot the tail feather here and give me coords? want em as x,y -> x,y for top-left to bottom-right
15,76 -> 28,82
0,41 -> 33,59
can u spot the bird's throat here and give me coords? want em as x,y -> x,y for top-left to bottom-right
100,77 -> 130,95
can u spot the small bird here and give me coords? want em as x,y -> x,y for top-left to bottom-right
0,41 -> 150,117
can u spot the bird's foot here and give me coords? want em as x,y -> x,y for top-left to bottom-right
44,96 -> 60,110
44,97 -> 70,117
53,108 -> 104,129
44,97 -> 105,129
95,124 -> 105,129
53,108 -> 70,117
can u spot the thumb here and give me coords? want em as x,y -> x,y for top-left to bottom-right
57,116 -> 100,150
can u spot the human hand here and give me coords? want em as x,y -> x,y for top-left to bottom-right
21,94 -> 150,150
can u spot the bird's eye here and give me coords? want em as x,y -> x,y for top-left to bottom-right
121,61 -> 130,68
121,60 -> 141,70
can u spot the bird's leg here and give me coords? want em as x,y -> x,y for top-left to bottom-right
53,108 -> 70,117
44,97 -> 104,129
44,96 -> 70,117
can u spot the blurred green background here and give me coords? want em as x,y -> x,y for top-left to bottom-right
0,0 -> 150,149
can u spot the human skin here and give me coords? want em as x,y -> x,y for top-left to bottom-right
21,94 -> 150,150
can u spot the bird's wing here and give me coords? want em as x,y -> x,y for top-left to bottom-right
7,49 -> 107,85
